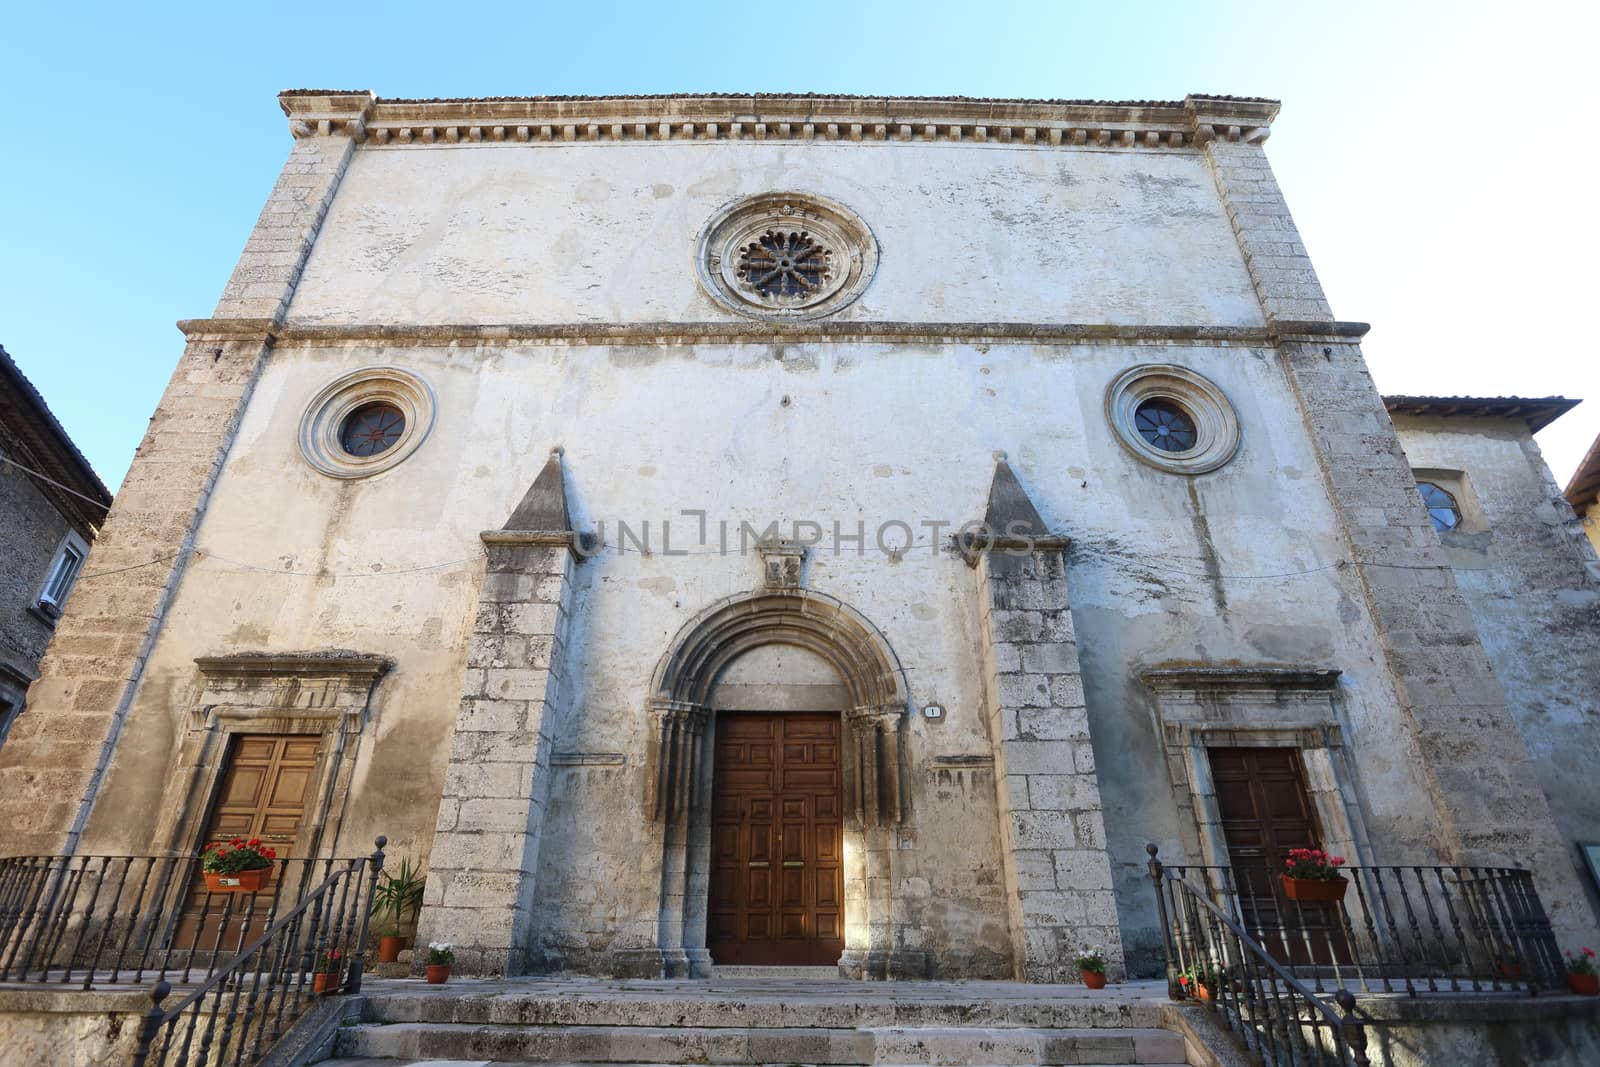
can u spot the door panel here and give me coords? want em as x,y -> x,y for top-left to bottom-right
709,713 -> 845,966
177,734 -> 319,949
1209,746 -> 1349,965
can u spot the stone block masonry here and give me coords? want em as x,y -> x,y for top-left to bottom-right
1193,110 -> 1595,940
970,461 -> 1125,982
416,536 -> 574,975
0,102 -> 364,854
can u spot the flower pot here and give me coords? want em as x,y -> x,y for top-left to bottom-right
378,935 -> 404,963
1498,962 -> 1522,980
312,971 -> 341,996
1569,973 -> 1599,996
1280,873 -> 1348,903
204,867 -> 269,893
425,964 -> 451,984
1195,983 -> 1215,1003
1081,970 -> 1106,989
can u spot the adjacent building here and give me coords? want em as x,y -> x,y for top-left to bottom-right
0,346 -> 111,745
0,91 -> 1595,983
1565,431 -> 1600,557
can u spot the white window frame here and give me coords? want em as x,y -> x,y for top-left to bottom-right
36,530 -> 89,618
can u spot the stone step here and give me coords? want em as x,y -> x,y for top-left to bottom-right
712,964 -> 841,980
323,1061 -> 1190,1067
358,979 -> 1168,1031
336,1022 -> 1189,1065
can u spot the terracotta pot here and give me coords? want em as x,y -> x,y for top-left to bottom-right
1195,983 -> 1215,1003
1081,969 -> 1106,989
312,971 -> 340,996
1569,972 -> 1599,996
426,964 -> 451,984
1279,873 -> 1348,903
378,935 -> 404,963
1498,962 -> 1522,980
203,867 -> 269,893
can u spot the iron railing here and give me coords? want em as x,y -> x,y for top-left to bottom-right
0,851 -> 370,988
1157,852 -> 1563,995
131,836 -> 385,1067
1150,845 -> 1370,1067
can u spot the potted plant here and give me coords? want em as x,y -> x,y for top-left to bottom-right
1566,947 -> 1599,996
201,838 -> 277,893
1496,943 -> 1523,981
312,948 -> 343,995
1177,964 -> 1218,1003
1075,948 -> 1108,989
425,942 -> 454,984
1279,848 -> 1348,903
373,857 -> 427,963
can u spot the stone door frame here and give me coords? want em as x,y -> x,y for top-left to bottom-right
645,589 -> 918,978
150,652 -> 392,867
1141,667 -> 1372,876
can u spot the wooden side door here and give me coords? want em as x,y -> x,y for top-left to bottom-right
177,734 -> 320,949
709,713 -> 844,966
1209,746 -> 1348,965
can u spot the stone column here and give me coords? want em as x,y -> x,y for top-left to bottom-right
1188,95 -> 1596,940
969,460 -> 1124,982
0,92 -> 372,855
415,452 -> 579,975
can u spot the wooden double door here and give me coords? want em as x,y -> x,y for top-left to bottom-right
178,734 -> 319,947
708,713 -> 845,966
1210,746 -> 1349,965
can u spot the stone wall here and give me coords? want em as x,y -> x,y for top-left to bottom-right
1393,413 -> 1600,927
0,988 -> 148,1067
0,447 -> 71,695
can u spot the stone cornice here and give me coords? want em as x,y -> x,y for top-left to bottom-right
195,651 -> 394,681
1141,666 -> 1343,693
179,319 -> 1370,347
276,91 -> 1278,149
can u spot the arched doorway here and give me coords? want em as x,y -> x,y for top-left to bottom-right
644,590 -> 911,976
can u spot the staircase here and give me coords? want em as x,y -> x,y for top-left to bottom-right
323,975 -> 1197,1066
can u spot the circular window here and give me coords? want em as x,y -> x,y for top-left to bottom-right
299,367 -> 436,479
1106,365 -> 1241,475
1134,399 -> 1198,453
696,193 -> 878,321
339,402 -> 406,457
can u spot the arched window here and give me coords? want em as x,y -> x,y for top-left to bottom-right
1416,481 -> 1461,532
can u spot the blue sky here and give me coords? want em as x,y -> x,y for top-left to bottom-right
2,1 -> 1596,489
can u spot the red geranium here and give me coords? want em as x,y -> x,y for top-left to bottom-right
1283,848 -> 1346,882
201,839 -> 277,875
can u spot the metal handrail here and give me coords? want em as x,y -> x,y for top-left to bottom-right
130,836 -> 385,1067
0,851 -> 361,987
1149,845 -> 1370,1067
1161,858 -> 1563,995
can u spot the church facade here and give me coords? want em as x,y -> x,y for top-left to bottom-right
1,90 -> 1596,982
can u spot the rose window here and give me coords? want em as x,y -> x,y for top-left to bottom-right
737,230 -> 832,299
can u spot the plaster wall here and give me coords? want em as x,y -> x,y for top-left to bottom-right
286,142 -> 1264,328
76,331 -> 1441,975
1393,415 -> 1600,924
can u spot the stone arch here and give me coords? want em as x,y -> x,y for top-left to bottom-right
644,590 -> 909,827
644,589 -> 916,978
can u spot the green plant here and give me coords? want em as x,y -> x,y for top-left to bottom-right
1566,947 -> 1597,976
1074,948 -> 1106,974
201,838 -> 276,874
373,858 -> 427,935
1177,963 -> 1216,993
314,947 -> 343,975
425,942 -> 454,967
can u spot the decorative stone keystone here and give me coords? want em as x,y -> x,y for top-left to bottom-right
970,459 -> 1126,982
416,450 -> 580,975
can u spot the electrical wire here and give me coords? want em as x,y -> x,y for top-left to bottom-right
0,452 -> 111,511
